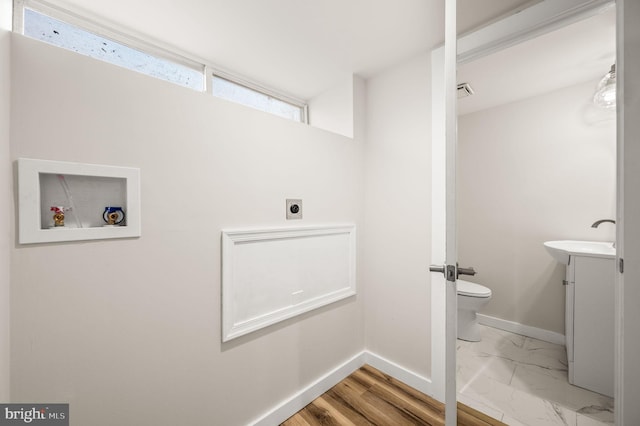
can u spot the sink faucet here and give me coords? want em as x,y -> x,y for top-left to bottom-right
591,219 -> 616,228
591,219 -> 617,248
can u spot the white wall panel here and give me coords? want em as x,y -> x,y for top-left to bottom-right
221,225 -> 356,341
363,53 -> 432,378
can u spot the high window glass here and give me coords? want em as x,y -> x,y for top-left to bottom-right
19,4 -> 308,123
212,75 -> 305,122
23,8 -> 204,91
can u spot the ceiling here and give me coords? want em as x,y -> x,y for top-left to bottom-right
51,0 -> 536,100
457,5 -> 616,115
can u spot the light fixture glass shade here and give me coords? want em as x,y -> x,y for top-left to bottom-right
594,64 -> 616,110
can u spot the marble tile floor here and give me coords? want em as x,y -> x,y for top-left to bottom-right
457,325 -> 614,426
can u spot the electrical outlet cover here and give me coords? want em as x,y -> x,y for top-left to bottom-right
286,199 -> 302,220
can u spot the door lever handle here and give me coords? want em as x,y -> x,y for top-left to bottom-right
429,265 -> 445,274
430,264 -> 477,280
457,266 -> 476,277
430,264 -> 457,281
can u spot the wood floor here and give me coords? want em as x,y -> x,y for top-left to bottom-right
281,365 -> 506,426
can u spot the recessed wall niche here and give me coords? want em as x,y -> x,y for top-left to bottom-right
18,158 -> 141,244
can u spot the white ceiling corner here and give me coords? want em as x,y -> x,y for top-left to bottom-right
457,6 -> 616,115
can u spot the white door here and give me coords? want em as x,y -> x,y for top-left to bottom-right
429,1 -> 461,424
617,1 -> 640,423
430,2 -> 619,425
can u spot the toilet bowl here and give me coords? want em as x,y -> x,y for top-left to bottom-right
457,279 -> 492,342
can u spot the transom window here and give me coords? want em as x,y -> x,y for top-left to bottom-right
22,8 -> 204,91
211,75 -> 306,122
16,2 -> 308,123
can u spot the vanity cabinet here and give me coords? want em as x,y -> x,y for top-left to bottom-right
565,255 -> 615,397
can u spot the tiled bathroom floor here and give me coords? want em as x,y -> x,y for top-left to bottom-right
457,325 -> 614,426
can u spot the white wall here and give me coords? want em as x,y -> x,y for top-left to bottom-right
0,0 -> 11,402
458,80 -> 616,335
308,76 -> 354,138
10,35 -> 364,425
363,53 -> 432,378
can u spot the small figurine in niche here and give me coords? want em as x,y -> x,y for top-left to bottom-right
103,207 -> 125,226
50,206 -> 66,227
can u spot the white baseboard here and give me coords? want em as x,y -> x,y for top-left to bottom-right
251,351 -> 433,425
477,313 -> 566,346
248,316 -> 561,426
363,351 -> 432,396
250,352 -> 365,425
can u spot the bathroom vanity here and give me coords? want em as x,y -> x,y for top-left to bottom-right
544,241 -> 615,397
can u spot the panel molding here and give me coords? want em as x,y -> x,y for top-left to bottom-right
221,224 -> 356,342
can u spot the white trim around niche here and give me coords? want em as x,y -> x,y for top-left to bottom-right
17,158 -> 141,244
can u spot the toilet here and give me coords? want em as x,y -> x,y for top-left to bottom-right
457,279 -> 492,342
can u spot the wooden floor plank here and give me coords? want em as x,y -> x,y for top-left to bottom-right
340,373 -> 373,395
360,385 -> 444,426
301,397 -> 356,426
321,390 -> 375,426
281,365 -> 507,426
281,413 -> 313,426
357,365 -> 446,417
359,365 -> 444,411
366,383 -> 444,425
315,396 -> 364,425
328,381 -> 402,425
457,402 -> 503,426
